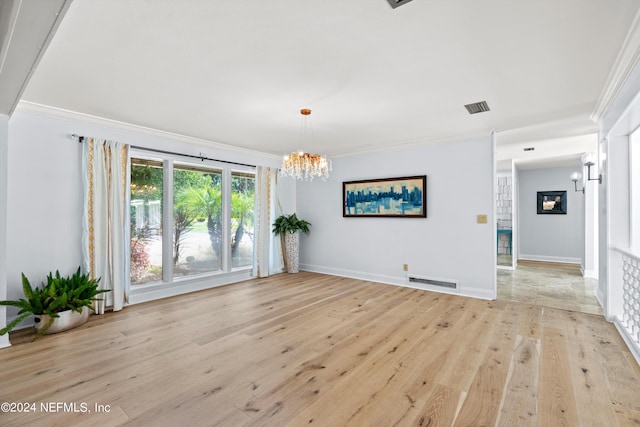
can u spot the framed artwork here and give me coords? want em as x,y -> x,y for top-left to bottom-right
343,175 -> 426,217
537,190 -> 567,214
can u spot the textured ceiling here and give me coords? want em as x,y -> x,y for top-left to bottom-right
20,0 -> 640,162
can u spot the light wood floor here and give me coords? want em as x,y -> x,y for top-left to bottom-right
1,272 -> 639,426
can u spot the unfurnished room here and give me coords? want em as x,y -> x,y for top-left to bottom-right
1,1 -> 640,426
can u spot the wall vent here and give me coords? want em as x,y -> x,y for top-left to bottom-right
464,101 -> 490,114
387,0 -> 414,9
408,276 -> 458,289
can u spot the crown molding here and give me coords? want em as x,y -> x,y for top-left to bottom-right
329,129 -> 491,159
15,101 -> 282,162
16,101 -> 490,161
591,9 -> 640,123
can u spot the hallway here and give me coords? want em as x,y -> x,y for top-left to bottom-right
497,260 -> 602,315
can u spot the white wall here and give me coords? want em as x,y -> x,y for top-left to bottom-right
583,163 -> 599,279
512,162 -> 520,267
605,135 -> 631,320
598,40 -> 640,318
631,129 -> 640,252
5,106 -> 282,327
518,166 -> 584,264
7,111 -> 85,297
598,135 -> 609,312
598,63 -> 640,317
0,114 -> 9,348
597,51 -> 640,365
296,136 -> 496,300
276,176 -> 296,217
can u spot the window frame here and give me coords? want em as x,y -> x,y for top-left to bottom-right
630,126 -> 640,252
230,170 -> 257,269
129,148 -> 256,290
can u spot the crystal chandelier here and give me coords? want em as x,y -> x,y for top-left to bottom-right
280,109 -> 331,181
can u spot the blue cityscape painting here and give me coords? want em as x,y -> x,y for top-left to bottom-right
343,175 -> 427,217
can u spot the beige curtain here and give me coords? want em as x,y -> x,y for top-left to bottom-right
82,138 -> 130,313
253,166 -> 282,277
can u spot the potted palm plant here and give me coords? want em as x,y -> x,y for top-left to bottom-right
272,213 -> 311,273
0,267 -> 107,339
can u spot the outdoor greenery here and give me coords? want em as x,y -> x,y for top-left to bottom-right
130,220 -> 154,283
175,184 -> 223,262
0,267 -> 107,337
130,162 -> 255,282
231,191 -> 254,258
272,213 -> 311,235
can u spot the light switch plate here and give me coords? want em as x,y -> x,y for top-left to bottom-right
477,214 -> 488,224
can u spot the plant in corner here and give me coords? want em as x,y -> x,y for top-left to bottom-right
0,267 -> 108,339
272,213 -> 311,274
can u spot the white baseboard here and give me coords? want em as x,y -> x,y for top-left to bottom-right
0,335 -> 10,349
582,268 -> 598,279
300,263 -> 495,301
613,317 -> 640,368
596,288 -> 609,320
129,268 -> 253,305
518,254 -> 582,264
301,263 -> 402,286
0,307 -> 11,347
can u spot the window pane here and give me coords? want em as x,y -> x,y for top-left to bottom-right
231,172 -> 255,268
130,159 -> 163,285
173,166 -> 223,277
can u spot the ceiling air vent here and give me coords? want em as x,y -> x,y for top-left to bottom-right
387,0 -> 414,9
464,101 -> 490,115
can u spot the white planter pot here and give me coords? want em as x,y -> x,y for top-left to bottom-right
34,306 -> 90,335
284,231 -> 300,273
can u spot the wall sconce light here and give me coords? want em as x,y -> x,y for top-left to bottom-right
570,171 -> 584,193
570,152 -> 602,193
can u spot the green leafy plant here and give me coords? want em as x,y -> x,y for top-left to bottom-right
0,267 -> 108,337
272,213 -> 311,235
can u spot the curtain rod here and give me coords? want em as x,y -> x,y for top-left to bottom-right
71,134 -> 257,168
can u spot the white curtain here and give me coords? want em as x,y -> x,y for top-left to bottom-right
253,166 -> 283,277
82,138 -> 130,313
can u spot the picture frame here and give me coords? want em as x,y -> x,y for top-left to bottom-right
343,175 -> 426,217
537,190 -> 567,214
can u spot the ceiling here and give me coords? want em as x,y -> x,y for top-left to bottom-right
7,0 -> 640,165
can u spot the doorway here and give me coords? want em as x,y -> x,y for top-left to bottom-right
496,170 -> 514,268
495,135 -> 600,315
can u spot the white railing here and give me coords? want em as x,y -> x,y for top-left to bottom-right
610,247 -> 640,367
621,251 -> 640,346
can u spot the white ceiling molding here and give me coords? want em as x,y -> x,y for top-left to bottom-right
16,101 -> 282,162
20,97 -> 495,161
329,129 -> 493,159
0,0 -> 71,116
591,8 -> 640,123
